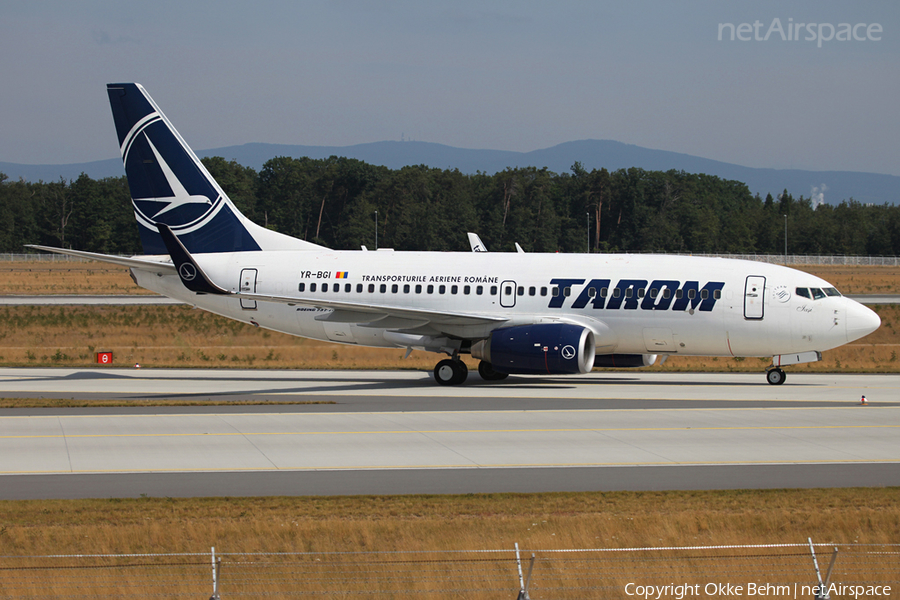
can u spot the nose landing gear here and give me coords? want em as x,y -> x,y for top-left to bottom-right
765,351 -> 822,385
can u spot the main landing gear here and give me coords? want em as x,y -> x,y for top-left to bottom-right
434,358 -> 468,386
477,360 -> 508,381
433,359 -> 510,385
766,367 -> 786,385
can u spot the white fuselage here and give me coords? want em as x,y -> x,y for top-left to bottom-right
131,251 -> 877,359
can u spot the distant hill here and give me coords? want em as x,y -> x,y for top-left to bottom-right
2,139 -> 897,205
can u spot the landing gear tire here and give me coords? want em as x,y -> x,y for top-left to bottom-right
478,360 -> 509,381
766,368 -> 786,386
434,359 -> 468,386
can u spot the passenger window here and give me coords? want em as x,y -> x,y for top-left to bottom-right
587,287 -> 596,297
540,287 -> 547,296
551,286 -> 559,297
356,283 -> 363,293
403,284 -> 410,293
490,286 -> 497,295
298,283 -> 305,292
504,285 -> 512,296
345,283 -> 351,293
601,287 -> 608,298
811,288 -> 826,300
612,288 -> 621,298
663,289 -> 670,299
650,288 -> 658,299
380,284 -> 387,293
625,288 -> 633,298
675,289 -> 683,299
451,285 -> 458,294
310,283 -> 317,292
335,285 -> 340,293
368,284 -> 375,293
322,283 -> 329,292
464,285 -> 471,295
564,286 -> 572,297
477,286 -> 484,295
427,285 -> 434,294
701,289 -> 709,300
713,290 -> 721,299
637,288 -> 645,298
796,288 -> 811,299
517,286 -> 524,296
688,289 -> 696,300
391,284 -> 398,293
415,284 -> 422,294
439,285 -> 446,294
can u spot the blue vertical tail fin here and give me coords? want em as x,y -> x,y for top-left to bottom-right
107,83 -> 324,255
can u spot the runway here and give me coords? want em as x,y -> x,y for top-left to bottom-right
1,368 -> 899,499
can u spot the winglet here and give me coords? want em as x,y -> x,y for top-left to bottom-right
157,224 -> 230,295
467,232 -> 488,252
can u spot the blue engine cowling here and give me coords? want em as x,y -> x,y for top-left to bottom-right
471,324 -> 596,375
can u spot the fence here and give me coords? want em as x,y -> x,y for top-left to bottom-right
4,251 -> 900,267
694,254 -> 900,267
1,541 -> 896,599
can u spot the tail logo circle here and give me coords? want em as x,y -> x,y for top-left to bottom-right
179,264 -> 198,281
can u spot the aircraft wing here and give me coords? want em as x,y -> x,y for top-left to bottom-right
25,245 -> 177,274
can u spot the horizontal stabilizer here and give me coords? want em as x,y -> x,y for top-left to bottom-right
26,245 -> 176,274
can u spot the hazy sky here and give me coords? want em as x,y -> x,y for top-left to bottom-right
1,1 -> 898,175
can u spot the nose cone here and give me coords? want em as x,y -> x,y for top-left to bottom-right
845,300 -> 881,342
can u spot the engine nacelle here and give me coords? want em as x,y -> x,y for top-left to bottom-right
593,354 -> 658,368
471,324 -> 596,375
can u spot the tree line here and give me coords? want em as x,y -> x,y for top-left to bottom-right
2,157 -> 898,256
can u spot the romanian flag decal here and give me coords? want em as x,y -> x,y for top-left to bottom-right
336,272 -> 349,279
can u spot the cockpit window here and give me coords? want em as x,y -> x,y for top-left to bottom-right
796,286 -> 841,300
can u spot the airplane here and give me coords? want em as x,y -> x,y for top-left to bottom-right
29,83 -> 881,386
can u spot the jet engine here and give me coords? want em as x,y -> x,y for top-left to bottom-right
471,323 -> 596,375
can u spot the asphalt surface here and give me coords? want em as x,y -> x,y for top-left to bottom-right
1,368 -> 898,499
